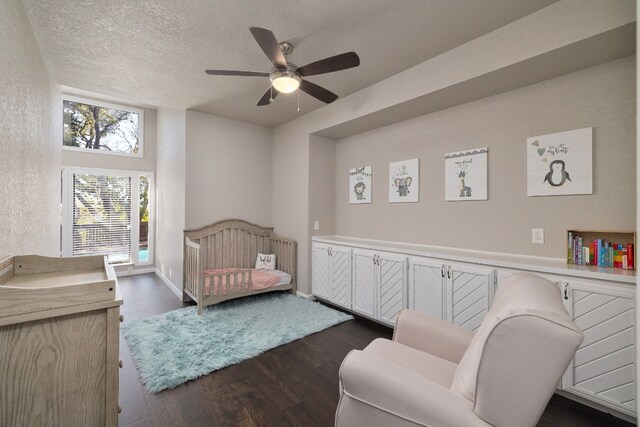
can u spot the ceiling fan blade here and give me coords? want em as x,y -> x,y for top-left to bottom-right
206,69 -> 269,77
297,52 -> 360,77
257,87 -> 279,106
249,27 -> 287,69
299,80 -> 338,104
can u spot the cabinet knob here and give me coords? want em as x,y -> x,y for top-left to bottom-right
119,360 -> 123,368
119,315 -> 124,323
118,405 -> 122,414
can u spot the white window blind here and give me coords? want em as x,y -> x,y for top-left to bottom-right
71,172 -> 132,263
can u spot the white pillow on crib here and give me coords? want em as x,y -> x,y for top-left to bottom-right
255,253 -> 276,270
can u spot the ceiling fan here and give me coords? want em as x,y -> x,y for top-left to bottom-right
205,27 -> 360,106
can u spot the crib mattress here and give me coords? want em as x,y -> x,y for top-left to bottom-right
202,268 -> 292,297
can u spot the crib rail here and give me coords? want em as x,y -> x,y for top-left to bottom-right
272,235 -> 297,293
184,237 -> 201,307
203,269 -> 253,295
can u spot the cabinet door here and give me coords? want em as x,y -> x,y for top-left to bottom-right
377,252 -> 407,325
409,257 -> 446,320
330,246 -> 352,309
563,280 -> 635,416
447,264 -> 493,332
312,243 -> 330,300
352,249 -> 377,318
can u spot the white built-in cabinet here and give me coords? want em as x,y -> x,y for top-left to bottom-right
408,257 -> 493,332
312,243 -> 352,309
311,238 -> 636,421
562,279 -> 636,417
352,248 -> 407,325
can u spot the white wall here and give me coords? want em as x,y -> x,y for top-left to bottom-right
156,109 -> 186,292
0,0 -> 60,259
185,111 -> 273,229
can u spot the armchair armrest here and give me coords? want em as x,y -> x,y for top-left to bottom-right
393,309 -> 473,364
337,350 -> 488,427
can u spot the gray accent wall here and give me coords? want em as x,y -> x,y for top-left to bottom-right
0,0 -> 60,259
333,56 -> 635,258
185,110 -> 273,230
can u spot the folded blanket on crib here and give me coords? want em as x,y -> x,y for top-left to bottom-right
202,268 -> 292,297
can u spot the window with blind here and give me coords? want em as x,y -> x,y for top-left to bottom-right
62,168 -> 154,265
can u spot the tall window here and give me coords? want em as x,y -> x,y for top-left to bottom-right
62,96 -> 144,157
62,168 -> 154,265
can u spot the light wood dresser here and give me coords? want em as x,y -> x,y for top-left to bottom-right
0,255 -> 123,427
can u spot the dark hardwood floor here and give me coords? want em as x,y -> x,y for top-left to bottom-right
117,274 -> 633,427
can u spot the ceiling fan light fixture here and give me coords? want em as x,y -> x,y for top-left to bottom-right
271,72 -> 301,93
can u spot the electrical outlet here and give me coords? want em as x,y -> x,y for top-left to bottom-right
314,221 -> 320,231
532,228 -> 544,244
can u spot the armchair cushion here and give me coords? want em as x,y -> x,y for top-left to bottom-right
337,349 -> 490,427
364,338 -> 457,388
393,309 -> 473,364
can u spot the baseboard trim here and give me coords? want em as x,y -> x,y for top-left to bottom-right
116,267 -> 156,277
154,268 -> 182,299
554,390 -> 636,424
296,291 -> 316,300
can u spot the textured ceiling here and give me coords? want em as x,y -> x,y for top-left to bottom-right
24,0 -> 558,128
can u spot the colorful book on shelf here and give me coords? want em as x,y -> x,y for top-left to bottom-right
568,233 -> 634,270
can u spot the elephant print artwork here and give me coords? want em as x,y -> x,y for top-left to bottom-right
349,166 -> 372,204
393,177 -> 412,197
527,128 -> 592,197
389,159 -> 419,203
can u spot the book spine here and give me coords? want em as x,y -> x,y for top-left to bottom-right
608,245 -> 613,267
628,243 -> 634,270
623,248 -> 628,269
578,237 -> 582,265
567,232 -> 573,264
583,246 -> 590,265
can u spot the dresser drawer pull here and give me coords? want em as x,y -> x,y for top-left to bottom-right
119,315 -> 124,323
119,360 -> 123,368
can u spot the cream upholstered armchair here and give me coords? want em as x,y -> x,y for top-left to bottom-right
336,273 -> 584,427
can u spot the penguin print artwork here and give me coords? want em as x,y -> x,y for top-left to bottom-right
543,160 -> 571,187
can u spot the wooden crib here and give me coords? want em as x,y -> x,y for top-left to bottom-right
183,219 -> 297,314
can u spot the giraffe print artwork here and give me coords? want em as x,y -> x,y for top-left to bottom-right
445,148 -> 488,201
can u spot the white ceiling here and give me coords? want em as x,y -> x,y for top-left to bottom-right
24,0 -> 558,128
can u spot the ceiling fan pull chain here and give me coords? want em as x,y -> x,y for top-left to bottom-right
297,90 -> 300,112
269,85 -> 273,103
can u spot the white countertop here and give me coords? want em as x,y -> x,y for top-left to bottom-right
312,235 -> 636,285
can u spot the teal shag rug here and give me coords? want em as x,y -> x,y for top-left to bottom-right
122,293 -> 352,393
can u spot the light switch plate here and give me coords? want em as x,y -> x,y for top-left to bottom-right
532,228 -> 544,244
314,221 -> 320,231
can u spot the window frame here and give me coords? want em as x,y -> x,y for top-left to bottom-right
62,95 -> 145,158
61,166 -> 154,266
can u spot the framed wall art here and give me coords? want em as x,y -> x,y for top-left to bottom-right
349,166 -> 372,204
527,127 -> 593,197
445,147 -> 488,201
389,158 -> 419,203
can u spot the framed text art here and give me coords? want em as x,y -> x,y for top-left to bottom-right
527,127 -> 593,197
